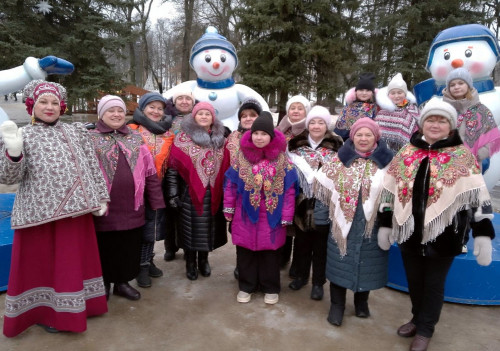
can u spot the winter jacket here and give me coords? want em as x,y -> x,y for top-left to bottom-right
0,121 -> 109,229
223,130 -> 298,251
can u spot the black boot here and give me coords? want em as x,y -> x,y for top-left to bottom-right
164,233 -> 178,261
185,250 -> 198,280
288,278 -> 308,290
149,259 -> 163,278
136,264 -> 152,288
198,251 -> 211,277
104,282 -> 111,301
327,283 -> 346,326
354,291 -> 370,318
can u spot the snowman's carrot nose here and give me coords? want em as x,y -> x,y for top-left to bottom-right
451,59 -> 463,68
213,62 -> 220,69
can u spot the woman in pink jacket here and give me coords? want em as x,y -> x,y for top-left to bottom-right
223,111 -> 298,305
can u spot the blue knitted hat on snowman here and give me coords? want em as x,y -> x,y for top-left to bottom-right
190,26 -> 238,68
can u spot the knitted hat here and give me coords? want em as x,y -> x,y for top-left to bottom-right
238,98 -> 262,120
97,95 -> 126,119
419,97 -> 457,129
286,95 -> 311,115
349,117 -> 381,142
446,68 -> 473,90
23,80 -> 67,116
139,92 -> 166,111
251,111 -> 275,139
191,101 -> 216,120
387,73 -> 408,94
305,105 -> 331,127
173,89 -> 194,103
355,72 -> 376,92
190,26 -> 238,68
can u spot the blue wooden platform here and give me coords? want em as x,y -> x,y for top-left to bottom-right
0,193 -> 15,292
387,212 -> 500,305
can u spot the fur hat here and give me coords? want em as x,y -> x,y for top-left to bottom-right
356,72 -> 376,92
286,95 -> 311,115
238,98 -> 262,120
349,117 -> 381,142
446,68 -> 473,90
251,111 -> 275,139
419,97 -> 457,129
97,95 -> 126,119
139,92 -> 166,111
305,105 -> 331,127
191,101 -> 216,120
172,89 -> 195,103
23,80 -> 67,117
387,73 -> 408,94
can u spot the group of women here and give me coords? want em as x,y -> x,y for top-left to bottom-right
0,68 -> 497,351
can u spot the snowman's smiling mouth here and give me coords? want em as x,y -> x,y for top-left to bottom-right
207,66 -> 230,77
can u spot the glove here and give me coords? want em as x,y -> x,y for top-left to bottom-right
38,56 -> 74,75
481,158 -> 490,174
92,201 -> 108,216
0,121 -> 23,157
377,227 -> 394,251
169,197 -> 180,209
473,236 -> 492,266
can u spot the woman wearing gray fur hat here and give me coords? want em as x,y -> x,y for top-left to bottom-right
166,101 -> 230,280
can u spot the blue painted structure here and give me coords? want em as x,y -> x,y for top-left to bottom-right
387,212 -> 500,305
0,193 -> 15,292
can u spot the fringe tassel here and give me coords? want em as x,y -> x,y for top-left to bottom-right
312,179 -> 332,206
297,168 -> 314,198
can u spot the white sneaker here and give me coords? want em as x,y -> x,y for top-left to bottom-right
237,291 -> 252,303
264,293 -> 279,305
462,245 -> 468,254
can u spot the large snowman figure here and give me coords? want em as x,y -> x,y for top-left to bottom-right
165,26 -> 269,131
0,56 -> 74,122
413,24 -> 500,190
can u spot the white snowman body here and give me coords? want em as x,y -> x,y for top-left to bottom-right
165,27 -> 269,131
420,25 -> 500,190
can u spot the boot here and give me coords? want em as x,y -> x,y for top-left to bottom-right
198,251 -> 211,277
164,236 -> 178,261
148,260 -> 163,278
104,282 -> 111,300
113,282 -> 141,300
354,291 -> 370,318
136,264 -> 152,288
185,250 -> 198,280
327,283 -> 346,326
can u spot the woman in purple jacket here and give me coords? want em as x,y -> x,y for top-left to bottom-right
223,111 -> 298,305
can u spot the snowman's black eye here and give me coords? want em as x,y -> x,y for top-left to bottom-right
444,52 -> 450,60
465,49 -> 472,58
220,54 -> 226,62
205,55 -> 211,63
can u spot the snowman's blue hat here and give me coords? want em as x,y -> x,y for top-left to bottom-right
190,26 -> 238,68
426,24 -> 500,71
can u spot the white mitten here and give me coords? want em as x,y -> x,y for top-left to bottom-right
377,227 -> 394,251
92,201 -> 108,217
473,237 -> 492,266
0,121 -> 23,157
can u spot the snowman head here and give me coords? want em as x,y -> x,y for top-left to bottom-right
190,26 -> 238,82
426,24 -> 500,83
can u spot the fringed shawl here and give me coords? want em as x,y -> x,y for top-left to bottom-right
383,142 -> 491,245
313,140 -> 391,256
226,130 -> 243,165
90,121 -> 157,211
225,130 -> 299,229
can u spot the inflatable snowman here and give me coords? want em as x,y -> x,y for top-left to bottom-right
0,56 -> 74,122
165,26 -> 269,131
413,23 -> 500,190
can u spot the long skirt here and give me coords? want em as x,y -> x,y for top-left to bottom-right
96,227 -> 142,283
3,214 -> 108,338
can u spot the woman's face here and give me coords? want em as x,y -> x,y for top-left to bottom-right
143,101 -> 165,122
239,109 -> 259,130
422,115 -> 451,144
352,127 -> 376,153
308,118 -> 328,142
355,89 -> 373,102
101,106 -> 126,130
34,95 -> 61,123
288,102 -> 306,123
175,95 -> 194,114
194,109 -> 213,131
448,79 -> 469,100
388,89 -> 406,105
252,130 -> 271,148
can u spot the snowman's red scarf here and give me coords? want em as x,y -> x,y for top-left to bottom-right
169,132 -> 230,215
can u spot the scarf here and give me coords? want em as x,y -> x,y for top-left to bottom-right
226,130 -> 243,165
276,116 -> 306,141
336,101 -> 377,132
131,108 -> 172,135
383,142 -> 490,245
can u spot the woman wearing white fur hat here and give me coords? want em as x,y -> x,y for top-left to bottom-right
375,73 -> 420,154
379,97 -> 495,351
